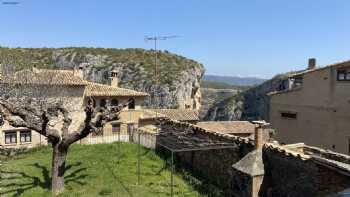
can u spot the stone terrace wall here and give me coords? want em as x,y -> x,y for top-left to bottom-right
261,144 -> 350,197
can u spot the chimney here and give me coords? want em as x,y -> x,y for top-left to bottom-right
74,64 -> 84,79
308,58 -> 316,70
252,121 -> 270,150
110,69 -> 118,87
32,64 -> 39,73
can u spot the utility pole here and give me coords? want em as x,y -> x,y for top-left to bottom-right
144,35 -> 179,83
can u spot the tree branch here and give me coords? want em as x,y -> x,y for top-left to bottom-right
62,102 -> 128,146
0,99 -> 60,140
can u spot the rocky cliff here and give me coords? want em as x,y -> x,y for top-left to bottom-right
202,76 -> 283,121
0,47 -> 205,109
200,88 -> 240,120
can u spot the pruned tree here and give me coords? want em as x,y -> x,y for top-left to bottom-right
0,61 -> 127,194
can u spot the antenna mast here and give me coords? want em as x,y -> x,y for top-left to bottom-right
144,35 -> 179,83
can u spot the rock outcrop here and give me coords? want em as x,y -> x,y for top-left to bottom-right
200,88 -> 240,120
203,76 -> 283,121
0,48 -> 205,110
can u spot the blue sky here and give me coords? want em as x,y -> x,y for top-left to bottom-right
1,0 -> 350,78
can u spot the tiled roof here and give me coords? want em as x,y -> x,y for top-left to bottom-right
1,68 -> 148,97
85,82 -> 148,97
264,143 -> 350,174
139,110 -> 167,120
264,143 -> 311,160
150,109 -> 199,121
156,119 -> 254,152
284,59 -> 350,78
196,121 -> 255,134
0,69 -> 87,86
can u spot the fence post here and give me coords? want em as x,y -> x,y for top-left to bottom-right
137,129 -> 141,185
171,151 -> 174,197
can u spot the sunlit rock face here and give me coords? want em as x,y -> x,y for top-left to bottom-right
51,48 -> 205,110
0,48 -> 205,110
202,76 -> 282,121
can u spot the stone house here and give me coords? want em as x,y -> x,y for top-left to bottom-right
0,66 -> 201,148
269,58 -> 350,155
0,67 -> 148,148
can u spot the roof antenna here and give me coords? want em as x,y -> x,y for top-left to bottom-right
144,35 -> 180,83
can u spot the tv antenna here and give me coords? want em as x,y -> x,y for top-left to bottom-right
144,35 -> 180,82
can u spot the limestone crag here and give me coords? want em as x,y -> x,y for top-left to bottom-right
203,76 -> 283,121
200,88 -> 240,120
0,48 -> 205,110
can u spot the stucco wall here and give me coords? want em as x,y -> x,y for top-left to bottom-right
0,85 -> 85,148
0,128 -> 47,149
270,66 -> 350,154
88,96 -> 144,110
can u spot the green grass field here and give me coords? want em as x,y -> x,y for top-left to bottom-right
0,143 -> 204,197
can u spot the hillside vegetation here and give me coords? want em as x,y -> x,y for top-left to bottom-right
0,143 -> 217,197
0,47 -> 204,109
0,47 -> 203,85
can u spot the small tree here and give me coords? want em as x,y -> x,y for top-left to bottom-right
0,61 -> 126,194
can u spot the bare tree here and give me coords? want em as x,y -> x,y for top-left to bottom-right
0,60 -> 127,194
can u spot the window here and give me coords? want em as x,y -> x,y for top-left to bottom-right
20,130 -> 31,143
100,99 -> 107,108
337,70 -> 350,81
111,99 -> 119,107
293,76 -> 303,88
128,98 -> 135,109
5,131 -> 17,144
281,112 -> 297,119
112,123 -> 121,133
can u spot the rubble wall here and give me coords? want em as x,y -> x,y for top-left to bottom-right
174,140 -> 254,196
261,146 -> 350,197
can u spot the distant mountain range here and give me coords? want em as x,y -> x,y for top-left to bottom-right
203,74 -> 267,86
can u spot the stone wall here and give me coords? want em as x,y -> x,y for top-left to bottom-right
130,130 -> 156,149
261,145 -> 350,197
175,144 -> 254,196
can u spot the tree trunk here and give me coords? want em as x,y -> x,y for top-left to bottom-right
51,143 -> 68,194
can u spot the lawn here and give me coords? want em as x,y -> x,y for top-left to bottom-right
0,143 -> 203,197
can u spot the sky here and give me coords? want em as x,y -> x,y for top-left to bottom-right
1,0 -> 350,78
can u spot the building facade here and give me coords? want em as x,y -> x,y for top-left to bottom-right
269,59 -> 350,154
0,66 -> 200,148
0,67 -> 148,148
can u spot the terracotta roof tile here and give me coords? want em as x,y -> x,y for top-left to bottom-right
1,69 -> 87,86
196,121 -> 255,134
150,109 -> 199,121
2,68 -> 148,97
85,82 -> 148,97
139,110 -> 167,120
